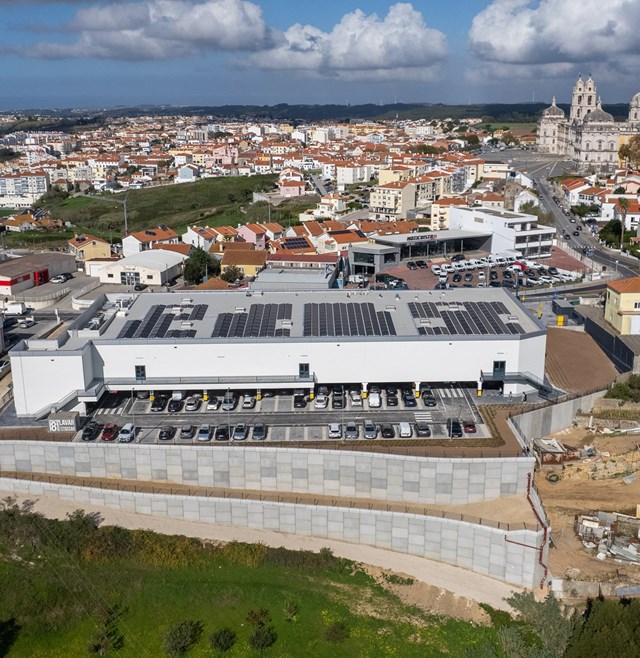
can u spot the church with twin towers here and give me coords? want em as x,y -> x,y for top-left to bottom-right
536,74 -> 640,172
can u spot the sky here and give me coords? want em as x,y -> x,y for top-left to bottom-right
0,0 -> 639,110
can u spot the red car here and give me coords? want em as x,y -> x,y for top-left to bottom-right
101,422 -> 119,441
463,420 -> 477,434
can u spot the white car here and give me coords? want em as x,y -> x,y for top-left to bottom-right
206,396 -> 220,411
314,394 -> 328,409
328,423 -> 342,439
430,265 -> 441,276
367,391 -> 381,408
19,317 -> 35,328
349,390 -> 363,407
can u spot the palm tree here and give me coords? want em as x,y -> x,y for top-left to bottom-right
618,197 -> 630,251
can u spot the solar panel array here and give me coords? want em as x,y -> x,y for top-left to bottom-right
211,303 -> 293,338
302,302 -> 396,337
116,303 -> 208,340
282,237 -> 310,250
408,301 -> 525,336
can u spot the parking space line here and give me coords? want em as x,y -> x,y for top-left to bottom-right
461,388 -> 477,421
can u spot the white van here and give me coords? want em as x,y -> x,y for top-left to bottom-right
172,390 -> 186,400
398,422 -> 413,438
495,256 -> 507,266
118,423 -> 136,443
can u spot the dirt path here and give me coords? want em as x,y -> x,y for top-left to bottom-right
1,490 -> 524,613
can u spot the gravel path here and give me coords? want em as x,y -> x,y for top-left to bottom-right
2,490 -> 523,612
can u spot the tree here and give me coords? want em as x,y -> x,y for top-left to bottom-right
502,132 -> 518,146
209,627 -> 236,654
505,591 -> 577,658
565,597 -> 640,658
618,197 -> 630,249
246,608 -> 270,628
613,186 -> 626,194
163,620 -> 203,657
221,265 -> 242,284
183,247 -> 219,285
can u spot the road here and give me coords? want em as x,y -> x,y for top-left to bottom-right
493,147 -> 638,279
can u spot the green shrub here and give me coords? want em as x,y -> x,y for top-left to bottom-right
247,625 -> 277,652
209,627 -> 236,653
325,621 -> 350,644
163,620 -> 203,656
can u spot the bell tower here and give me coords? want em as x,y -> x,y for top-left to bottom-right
570,74 -> 597,121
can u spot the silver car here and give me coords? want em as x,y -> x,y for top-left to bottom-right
345,421 -> 359,440
363,420 -> 378,439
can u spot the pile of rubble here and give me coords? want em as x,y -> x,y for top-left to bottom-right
575,511 -> 640,565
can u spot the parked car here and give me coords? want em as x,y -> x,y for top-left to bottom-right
18,317 -> 35,329
463,420 -> 477,434
416,422 -> 431,437
415,260 -> 427,269
406,261 -> 417,270
136,390 -> 150,400
328,422 -> 342,439
386,393 -> 398,407
252,423 -> 267,441
179,424 -> 195,439
184,396 -> 200,412
118,423 -> 136,443
293,393 -> 307,408
398,422 -> 413,438
159,425 -> 176,441
381,424 -> 395,439
367,390 -> 381,408
101,422 -> 119,442
151,396 -> 168,412
206,396 -> 220,411
363,420 -> 378,439
81,421 -> 101,441
331,390 -> 346,409
446,418 -> 463,438
421,389 -> 437,407
233,423 -> 248,441
402,391 -> 417,408
221,392 -> 237,411
452,273 -> 462,283
314,393 -> 328,409
197,424 -> 212,442
242,395 -> 256,409
344,421 -> 359,440
349,389 -> 363,406
50,273 -> 72,284
167,398 -> 183,413
215,424 -> 230,441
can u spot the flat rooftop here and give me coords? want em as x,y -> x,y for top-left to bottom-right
27,289 -> 545,350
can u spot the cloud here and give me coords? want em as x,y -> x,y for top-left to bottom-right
22,0 -> 274,60
249,3 -> 448,81
469,0 -> 640,72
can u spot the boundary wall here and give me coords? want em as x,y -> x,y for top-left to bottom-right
509,390 -> 607,446
0,442 -> 534,505
0,477 -> 546,589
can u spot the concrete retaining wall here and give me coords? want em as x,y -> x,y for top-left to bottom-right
0,477 -> 546,589
511,391 -> 607,441
0,442 -> 534,505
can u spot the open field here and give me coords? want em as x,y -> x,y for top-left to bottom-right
3,176 -> 319,249
0,499 -> 500,657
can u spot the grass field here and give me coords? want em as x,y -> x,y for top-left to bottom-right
0,507 -> 500,657
22,175 -> 319,249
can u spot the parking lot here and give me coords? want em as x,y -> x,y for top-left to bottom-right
347,246 -> 590,294
74,384 -> 488,445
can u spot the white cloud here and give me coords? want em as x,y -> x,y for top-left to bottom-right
469,0 -> 640,69
250,3 -> 447,81
26,0 -> 273,60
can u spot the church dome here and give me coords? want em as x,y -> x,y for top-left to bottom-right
630,92 -> 640,108
542,97 -> 565,118
584,98 -> 613,123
